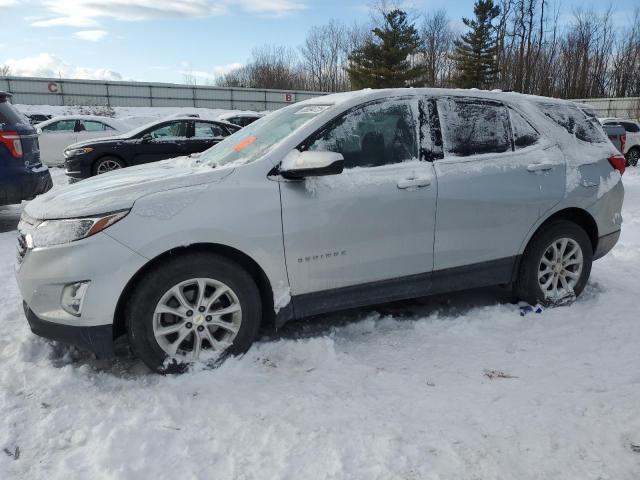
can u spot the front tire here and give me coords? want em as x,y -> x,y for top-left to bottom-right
514,221 -> 593,306
126,253 -> 262,373
93,156 -> 125,176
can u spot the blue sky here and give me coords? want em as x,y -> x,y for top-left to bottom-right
0,0 -> 637,84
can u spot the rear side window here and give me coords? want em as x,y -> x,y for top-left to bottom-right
307,98 -> 418,169
81,120 -> 114,132
621,122 -> 640,133
193,121 -> 227,138
0,101 -> 28,126
437,98 -> 511,157
538,103 -> 606,143
509,110 -> 539,149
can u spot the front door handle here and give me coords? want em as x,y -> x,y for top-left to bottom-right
527,162 -> 554,172
397,177 -> 431,189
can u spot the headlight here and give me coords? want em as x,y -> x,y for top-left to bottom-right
64,147 -> 94,157
26,210 -> 129,248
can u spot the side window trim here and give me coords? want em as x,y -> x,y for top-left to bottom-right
508,107 -> 541,150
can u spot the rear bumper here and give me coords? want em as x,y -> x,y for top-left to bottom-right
594,229 -> 620,260
0,166 -> 52,206
24,302 -> 114,358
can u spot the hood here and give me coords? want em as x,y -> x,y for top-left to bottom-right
66,134 -> 131,149
24,159 -> 234,220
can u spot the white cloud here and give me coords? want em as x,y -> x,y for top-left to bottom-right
213,63 -> 243,76
0,0 -> 17,6
31,0 -> 306,27
74,30 -> 108,42
2,53 -> 123,81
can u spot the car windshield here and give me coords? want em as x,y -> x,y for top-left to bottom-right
199,104 -> 331,168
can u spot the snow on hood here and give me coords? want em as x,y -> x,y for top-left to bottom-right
24,159 -> 234,220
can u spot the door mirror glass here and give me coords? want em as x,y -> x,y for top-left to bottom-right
280,150 -> 344,179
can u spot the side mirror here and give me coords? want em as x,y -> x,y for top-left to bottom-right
141,133 -> 153,143
280,150 -> 344,179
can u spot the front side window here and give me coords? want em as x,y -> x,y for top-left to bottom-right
621,122 -> 640,133
146,121 -> 188,140
306,99 -> 418,169
437,98 -> 511,157
43,120 -> 76,132
510,110 -> 540,149
193,122 -> 227,139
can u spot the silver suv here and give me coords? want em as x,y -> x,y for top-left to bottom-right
16,89 -> 625,372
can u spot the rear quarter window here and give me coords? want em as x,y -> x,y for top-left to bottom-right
538,102 -> 607,143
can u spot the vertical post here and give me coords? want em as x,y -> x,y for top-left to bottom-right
230,88 -> 234,110
192,85 -> 197,108
149,85 -> 153,107
264,90 -> 268,111
105,82 -> 111,107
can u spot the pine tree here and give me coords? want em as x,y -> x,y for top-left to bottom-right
452,0 -> 501,89
347,9 -> 423,89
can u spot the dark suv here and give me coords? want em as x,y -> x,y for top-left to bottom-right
0,92 -> 52,206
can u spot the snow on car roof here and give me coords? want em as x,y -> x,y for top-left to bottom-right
36,114 -> 126,129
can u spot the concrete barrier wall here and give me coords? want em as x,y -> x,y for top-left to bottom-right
572,97 -> 640,120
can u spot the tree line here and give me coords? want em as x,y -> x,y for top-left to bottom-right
214,0 -> 640,100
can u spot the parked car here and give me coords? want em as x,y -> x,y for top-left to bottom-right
217,112 -> 265,127
63,117 -> 240,180
0,92 -> 52,206
25,113 -> 52,125
601,123 -> 626,157
17,88 -> 625,372
600,117 -> 640,166
36,115 -> 126,166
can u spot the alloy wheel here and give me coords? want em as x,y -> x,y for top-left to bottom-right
152,278 -> 242,360
96,159 -> 122,174
537,238 -> 583,300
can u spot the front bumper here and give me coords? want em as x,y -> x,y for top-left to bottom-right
64,155 -> 93,180
24,302 -> 114,357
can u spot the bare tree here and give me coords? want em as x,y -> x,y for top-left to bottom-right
419,9 -> 454,87
300,20 -> 350,92
0,64 -> 10,77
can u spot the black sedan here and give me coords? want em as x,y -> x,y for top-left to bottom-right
64,117 -> 240,180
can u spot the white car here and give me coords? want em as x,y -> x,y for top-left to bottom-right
217,111 -> 265,127
600,117 -> 640,166
35,115 -> 126,166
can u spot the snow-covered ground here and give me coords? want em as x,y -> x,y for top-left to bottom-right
1,170 -> 640,479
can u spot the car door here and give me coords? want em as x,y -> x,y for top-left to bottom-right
432,96 -> 565,274
279,97 -> 438,308
38,119 -> 78,165
131,120 -> 190,165
185,121 -> 229,155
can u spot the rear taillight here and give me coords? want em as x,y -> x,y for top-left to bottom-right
0,132 -> 23,159
620,133 -> 626,153
608,154 -> 626,176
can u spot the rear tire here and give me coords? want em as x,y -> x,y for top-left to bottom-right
93,156 -> 125,176
514,221 -> 593,306
125,253 -> 262,373
626,147 -> 639,167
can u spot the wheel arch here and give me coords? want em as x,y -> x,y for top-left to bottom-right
112,243 -> 275,341
92,153 -> 127,173
514,207 -> 598,282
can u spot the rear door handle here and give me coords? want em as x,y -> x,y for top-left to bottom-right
527,162 -> 554,172
397,177 -> 431,189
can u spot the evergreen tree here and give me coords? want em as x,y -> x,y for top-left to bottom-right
347,9 -> 423,89
452,0 -> 501,89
